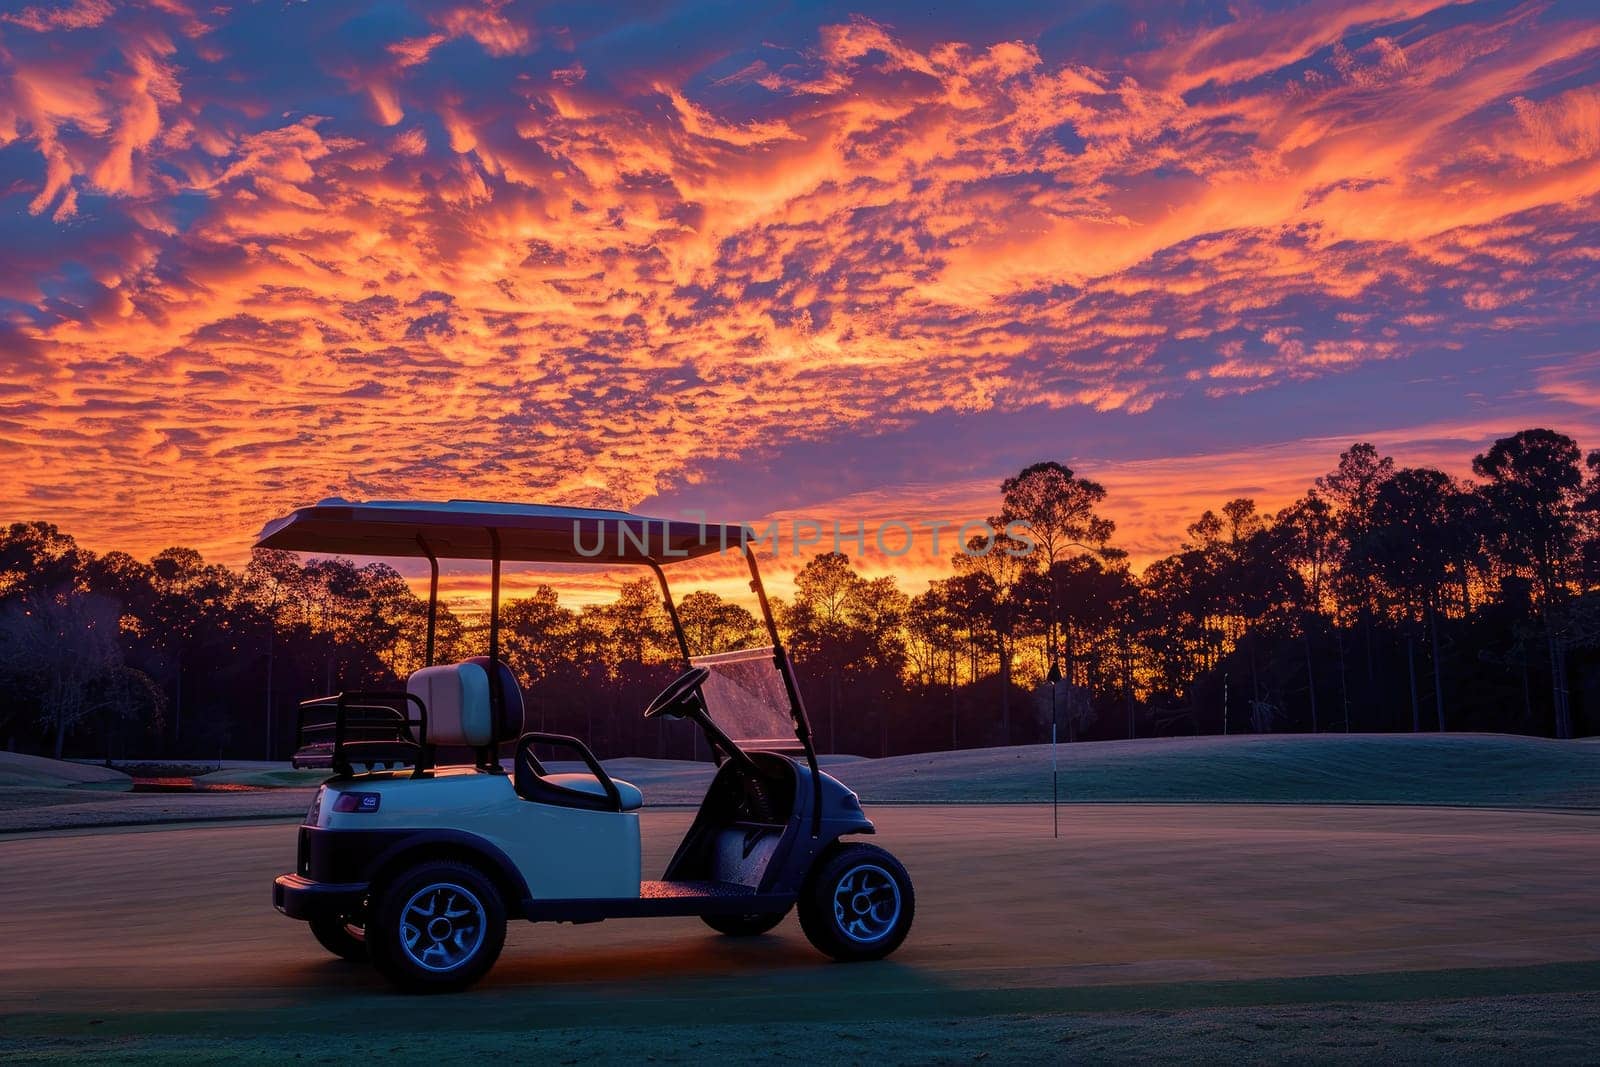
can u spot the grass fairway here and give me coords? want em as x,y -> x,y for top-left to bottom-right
0,752 -> 130,821
3,733 -> 1599,833
5,990 -> 1598,1063
2,805 -> 1598,1063
0,752 -> 128,789
295,731 -> 1600,808
832,733 -> 1600,807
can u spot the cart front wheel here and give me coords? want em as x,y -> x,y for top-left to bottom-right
367,860 -> 506,993
309,912 -> 367,961
701,910 -> 788,937
797,843 -> 914,961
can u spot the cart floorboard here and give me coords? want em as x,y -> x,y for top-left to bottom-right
523,880 -> 792,923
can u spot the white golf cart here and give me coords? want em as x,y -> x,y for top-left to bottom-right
261,500 -> 914,992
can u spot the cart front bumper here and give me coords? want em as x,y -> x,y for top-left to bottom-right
274,873 -> 367,921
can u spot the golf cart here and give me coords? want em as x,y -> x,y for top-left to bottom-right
261,499 -> 914,992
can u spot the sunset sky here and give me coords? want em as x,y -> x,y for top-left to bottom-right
3,0 -> 1598,604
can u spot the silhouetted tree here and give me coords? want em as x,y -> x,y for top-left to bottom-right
952,533 -> 1031,744
1473,429 -> 1585,737
1369,468 -> 1466,731
0,590 -> 161,757
997,461 -> 1117,668
5,426 -> 1599,761
677,590 -> 760,656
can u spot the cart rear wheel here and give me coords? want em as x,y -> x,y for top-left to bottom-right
701,910 -> 788,937
798,843 -> 914,962
309,913 -> 367,961
367,860 -> 506,993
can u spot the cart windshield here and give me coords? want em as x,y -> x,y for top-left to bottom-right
689,645 -> 798,751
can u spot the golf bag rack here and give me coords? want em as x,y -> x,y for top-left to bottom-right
291,691 -> 432,777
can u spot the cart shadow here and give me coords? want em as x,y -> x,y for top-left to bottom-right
280,928 -> 945,1017
487,930 -> 824,987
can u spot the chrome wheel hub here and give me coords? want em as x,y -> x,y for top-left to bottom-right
400,882 -> 486,972
832,864 -> 901,943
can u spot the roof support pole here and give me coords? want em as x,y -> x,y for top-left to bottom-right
646,558 -> 692,667
484,527 -> 504,772
743,545 -> 823,835
416,535 -> 439,668
646,557 -> 704,762
488,528 -> 502,670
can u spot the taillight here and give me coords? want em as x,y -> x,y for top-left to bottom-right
305,785 -> 324,825
332,791 -> 381,813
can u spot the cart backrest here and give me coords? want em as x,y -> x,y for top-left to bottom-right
406,660 -> 524,747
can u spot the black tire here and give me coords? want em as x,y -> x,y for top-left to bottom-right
797,842 -> 914,962
309,913 -> 368,961
701,910 -> 788,937
367,860 -> 506,993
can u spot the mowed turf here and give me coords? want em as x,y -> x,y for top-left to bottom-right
832,733 -> 1600,808
192,733 -> 1600,807
1,805 -> 1598,1063
0,752 -> 128,789
0,752 -> 132,820
3,733 -> 1600,833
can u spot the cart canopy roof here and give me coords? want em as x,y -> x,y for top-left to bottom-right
254,498 -> 748,563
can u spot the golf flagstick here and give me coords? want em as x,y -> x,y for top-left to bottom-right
1048,660 -> 1062,839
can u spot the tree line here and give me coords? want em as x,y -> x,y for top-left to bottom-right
2,427 -> 1597,762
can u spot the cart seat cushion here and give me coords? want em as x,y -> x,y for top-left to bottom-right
407,662 -> 490,746
545,772 -> 644,811
406,659 -> 526,749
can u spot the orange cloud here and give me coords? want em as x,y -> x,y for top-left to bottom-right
2,0 -> 114,33
0,1 -> 1594,580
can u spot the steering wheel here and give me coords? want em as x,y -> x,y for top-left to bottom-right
644,667 -> 710,720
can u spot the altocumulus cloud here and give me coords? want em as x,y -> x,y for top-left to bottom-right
0,0 -> 1597,561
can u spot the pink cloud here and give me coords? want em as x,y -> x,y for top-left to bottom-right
0,2 -> 1595,571
2,0 -> 114,33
